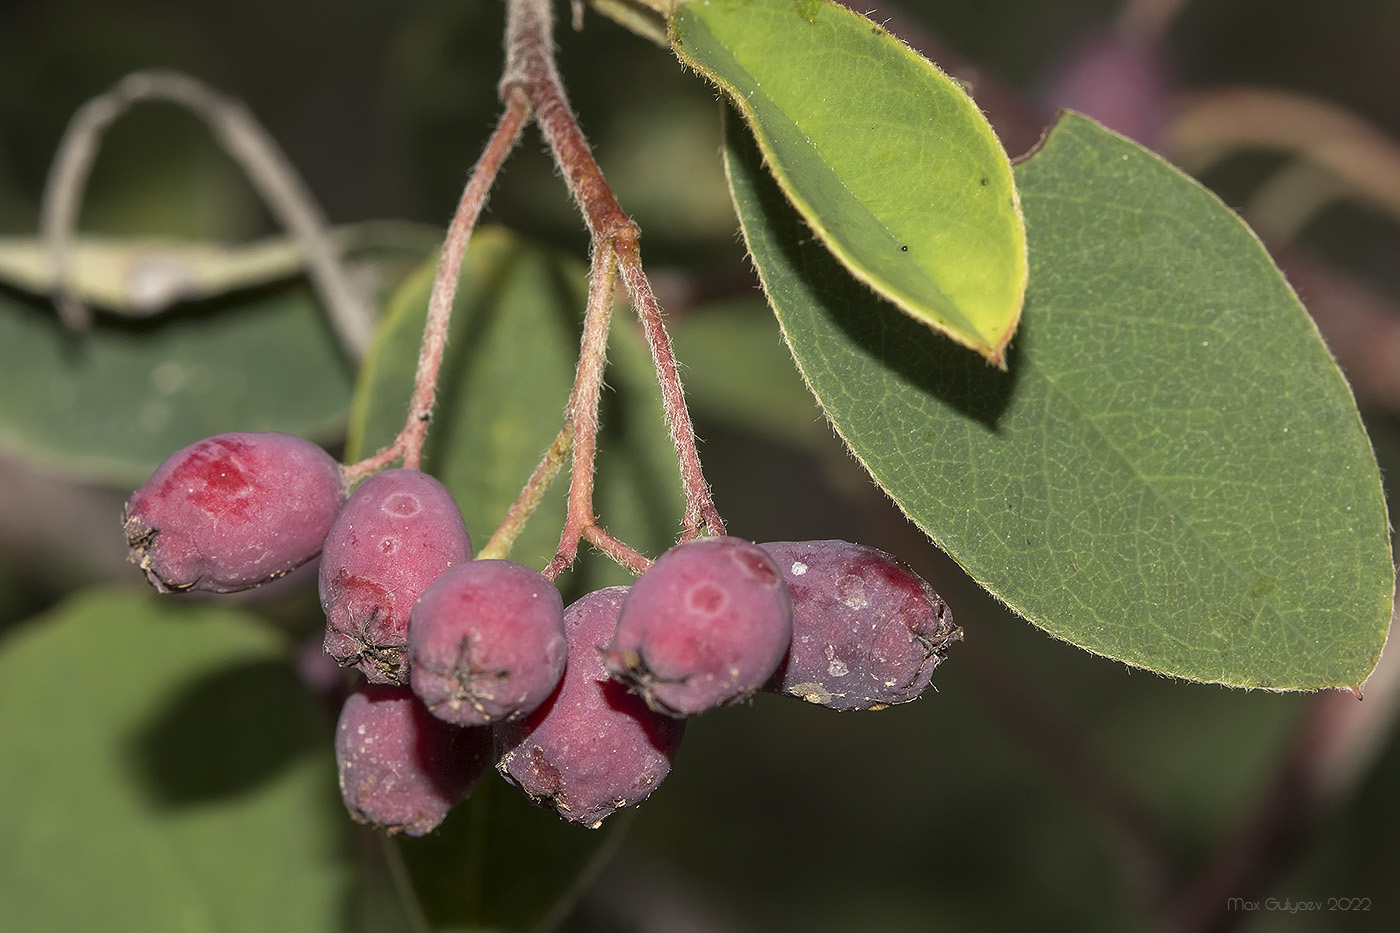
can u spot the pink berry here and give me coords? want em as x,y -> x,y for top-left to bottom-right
335,683 -> 491,836
602,536 -> 792,717
409,559 -> 567,726
123,432 -> 346,593
497,587 -> 685,828
320,469 -> 470,685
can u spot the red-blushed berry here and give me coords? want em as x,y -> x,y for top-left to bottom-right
496,587 -> 685,828
320,469 -> 470,685
123,432 -> 345,593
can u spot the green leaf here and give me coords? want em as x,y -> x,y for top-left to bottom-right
672,0 -> 1027,363
349,227 -> 684,584
0,588 -> 349,932
0,224 -> 440,314
397,781 -> 630,932
0,280 -> 353,487
726,111 -> 1393,690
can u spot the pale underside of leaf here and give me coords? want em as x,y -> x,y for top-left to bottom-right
671,0 -> 1027,364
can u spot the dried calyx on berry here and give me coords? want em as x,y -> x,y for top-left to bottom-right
123,432 -> 346,593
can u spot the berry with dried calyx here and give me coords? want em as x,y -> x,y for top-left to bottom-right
123,432 -> 346,593
320,468 -> 470,685
409,559 -> 567,726
497,587 -> 685,828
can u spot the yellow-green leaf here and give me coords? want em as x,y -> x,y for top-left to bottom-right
672,0 -> 1027,363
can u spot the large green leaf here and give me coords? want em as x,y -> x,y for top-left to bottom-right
0,588 -> 349,932
348,227 -> 684,925
672,0 -> 1026,363
727,111 -> 1392,690
0,279 -> 352,487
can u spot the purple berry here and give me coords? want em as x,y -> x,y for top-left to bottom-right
408,559 -> 567,726
123,432 -> 346,593
496,587 -> 685,828
335,683 -> 491,836
602,536 -> 792,717
759,540 -> 961,710
320,469 -> 470,685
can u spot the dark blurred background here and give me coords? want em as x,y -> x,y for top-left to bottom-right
2,1 -> 1399,930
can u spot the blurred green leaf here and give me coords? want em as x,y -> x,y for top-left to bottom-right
727,111 -> 1392,690
673,0 -> 1027,363
398,780 -> 630,932
0,588 -> 348,932
0,279 -> 353,487
668,298 -> 827,447
0,224 -> 439,313
349,227 -> 683,585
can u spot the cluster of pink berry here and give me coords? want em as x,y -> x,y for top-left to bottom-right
124,432 -> 960,834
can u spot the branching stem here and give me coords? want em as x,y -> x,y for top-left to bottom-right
505,0 -> 724,567
349,0 -> 722,576
543,244 -> 618,580
41,70 -> 373,358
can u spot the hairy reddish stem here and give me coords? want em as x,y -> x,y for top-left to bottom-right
543,245 -> 619,581
505,0 -> 724,564
353,0 -> 722,577
583,525 -> 653,575
341,93 -> 528,485
616,244 -> 725,539
502,0 -> 637,246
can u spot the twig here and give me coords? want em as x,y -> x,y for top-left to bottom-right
615,244 -> 724,538
341,92 -> 529,484
39,70 -> 374,358
544,245 -> 621,580
503,0 -> 725,556
397,91 -> 530,472
582,525 -> 653,575
1163,87 -> 1400,228
501,0 -> 638,246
